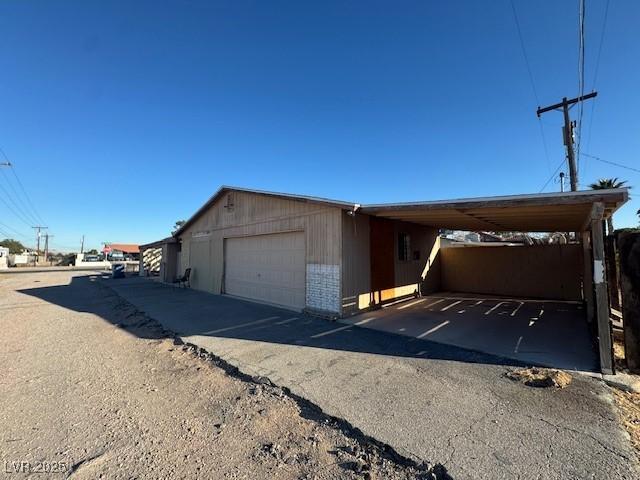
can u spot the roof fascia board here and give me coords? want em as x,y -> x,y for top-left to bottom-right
360,188 -> 628,212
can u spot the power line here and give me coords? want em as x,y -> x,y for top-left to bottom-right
591,0 -> 610,90
510,0 -> 540,103
509,0 -> 553,173
0,220 -> 31,241
0,184 -> 35,228
539,159 -> 566,193
0,148 -> 46,225
581,152 -> 640,174
0,168 -> 40,225
585,0 -> 611,156
575,0 -> 586,175
0,161 -> 42,227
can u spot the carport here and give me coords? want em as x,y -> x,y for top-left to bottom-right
358,188 -> 629,374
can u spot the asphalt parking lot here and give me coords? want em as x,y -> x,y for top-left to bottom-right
340,293 -> 597,372
84,274 -> 638,480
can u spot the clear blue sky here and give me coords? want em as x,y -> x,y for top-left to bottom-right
0,1 -> 638,252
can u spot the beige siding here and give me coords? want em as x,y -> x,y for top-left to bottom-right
341,212 -> 371,315
178,191 -> 342,312
440,244 -> 582,300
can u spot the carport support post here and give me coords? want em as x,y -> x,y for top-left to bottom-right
581,231 -> 594,323
139,249 -> 145,276
591,206 -> 614,374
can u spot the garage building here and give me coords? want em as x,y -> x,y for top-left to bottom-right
160,185 -> 627,373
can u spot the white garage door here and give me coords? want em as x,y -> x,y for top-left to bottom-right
224,232 -> 306,310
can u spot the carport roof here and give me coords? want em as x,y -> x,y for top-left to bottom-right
360,188 -> 628,232
174,186 -> 628,237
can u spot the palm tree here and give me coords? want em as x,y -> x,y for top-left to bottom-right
589,178 -> 629,235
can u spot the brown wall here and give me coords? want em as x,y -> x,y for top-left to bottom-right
341,214 -> 440,315
440,244 -> 583,300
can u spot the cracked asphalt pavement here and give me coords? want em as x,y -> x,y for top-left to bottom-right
4,271 -> 639,479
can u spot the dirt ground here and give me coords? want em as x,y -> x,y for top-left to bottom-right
612,333 -> 640,459
0,271 -> 448,479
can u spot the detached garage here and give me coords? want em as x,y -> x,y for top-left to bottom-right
173,187 -> 348,315
169,185 -> 627,373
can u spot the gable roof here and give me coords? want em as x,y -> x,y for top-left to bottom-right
173,186 -> 358,237
107,243 -> 140,254
173,186 -> 629,237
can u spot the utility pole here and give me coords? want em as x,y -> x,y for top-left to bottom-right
32,226 -> 48,259
537,91 -> 597,191
43,233 -> 54,263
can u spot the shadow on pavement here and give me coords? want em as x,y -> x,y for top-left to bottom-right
17,274 -> 533,369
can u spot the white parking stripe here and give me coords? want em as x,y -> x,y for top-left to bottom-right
398,298 -> 426,310
202,316 -> 280,334
441,300 -> 462,311
417,320 -> 450,338
310,317 -> 375,339
511,302 -> 524,317
485,301 -> 508,315
274,317 -> 299,325
515,336 -> 523,353
424,298 -> 446,309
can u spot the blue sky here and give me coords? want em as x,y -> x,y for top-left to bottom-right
0,1 -> 638,252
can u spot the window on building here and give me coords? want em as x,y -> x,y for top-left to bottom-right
398,233 -> 410,261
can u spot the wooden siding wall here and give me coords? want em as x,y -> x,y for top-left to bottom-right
341,212 -> 371,313
341,214 -> 440,315
178,191 -> 342,302
440,244 -> 583,300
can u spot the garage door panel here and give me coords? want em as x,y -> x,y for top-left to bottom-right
225,232 -> 305,310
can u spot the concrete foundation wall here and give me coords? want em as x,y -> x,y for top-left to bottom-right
440,244 -> 583,300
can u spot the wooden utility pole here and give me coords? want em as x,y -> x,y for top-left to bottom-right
32,225 -> 48,258
43,233 -> 53,263
537,92 -> 597,191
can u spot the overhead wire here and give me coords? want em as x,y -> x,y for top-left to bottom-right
0,168 -> 40,226
509,0 -> 554,175
0,219 -> 32,241
539,159 -> 566,193
0,148 -> 46,225
584,0 -> 610,160
580,152 -> 640,174
0,184 -> 36,228
575,0 -> 586,176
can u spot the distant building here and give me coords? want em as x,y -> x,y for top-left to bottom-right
0,247 -> 9,269
103,243 -> 140,261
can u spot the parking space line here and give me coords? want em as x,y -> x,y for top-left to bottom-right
441,300 -> 462,311
274,317 -> 299,325
485,301 -> 508,315
424,298 -> 446,309
398,298 -> 426,310
511,302 -> 524,317
310,317 -> 375,338
417,320 -> 450,338
202,316 -> 280,334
